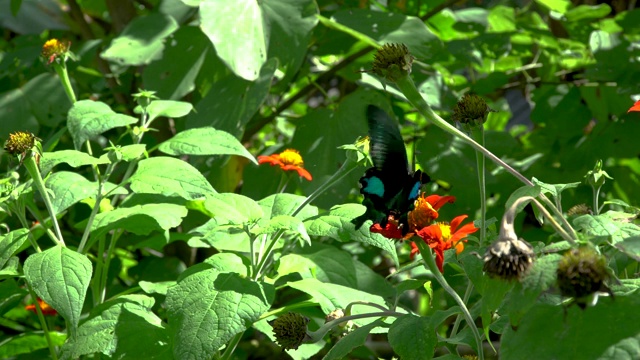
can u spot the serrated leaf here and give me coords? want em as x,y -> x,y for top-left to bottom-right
23,246 -> 92,337
324,320 -> 385,360
203,252 -> 249,276
129,157 -> 216,200
388,315 -> 438,360
188,218 -> 250,252
574,213 -> 640,244
60,295 -> 170,360
90,203 -> 188,239
258,193 -> 318,220
40,150 -> 109,176
304,204 -> 399,268
532,177 -> 581,199
101,14 -> 178,66
0,229 -> 29,269
158,127 -> 257,164
167,270 -> 274,360
67,100 -> 138,150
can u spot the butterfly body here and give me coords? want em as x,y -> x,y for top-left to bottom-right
354,105 -> 430,234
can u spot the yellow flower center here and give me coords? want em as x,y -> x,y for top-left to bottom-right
279,149 -> 304,167
42,39 -> 69,59
437,223 -> 452,241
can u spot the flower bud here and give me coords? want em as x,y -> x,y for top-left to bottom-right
556,247 -> 610,307
451,93 -> 493,127
270,312 -> 310,350
372,43 -> 414,82
4,131 -> 37,156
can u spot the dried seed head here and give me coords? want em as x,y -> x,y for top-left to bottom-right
451,93 -> 493,127
566,204 -> 592,216
483,237 -> 535,280
270,312 -> 310,350
4,131 -> 37,155
557,247 -> 610,302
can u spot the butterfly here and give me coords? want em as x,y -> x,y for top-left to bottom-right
353,105 -> 430,235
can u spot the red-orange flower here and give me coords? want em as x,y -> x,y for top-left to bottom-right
25,298 -> 57,316
628,100 -> 640,113
258,149 -> 312,181
412,215 -> 478,272
370,215 -> 404,239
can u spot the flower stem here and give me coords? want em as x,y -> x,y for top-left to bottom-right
306,311 -> 406,343
23,156 -> 64,246
472,125 -> 486,246
414,239 -> 484,360
53,63 -> 76,104
25,284 -> 58,360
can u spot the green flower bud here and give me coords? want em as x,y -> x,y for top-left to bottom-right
372,43 -> 414,83
451,93 -> 493,127
270,312 -> 310,350
584,160 -> 612,188
557,247 -> 610,307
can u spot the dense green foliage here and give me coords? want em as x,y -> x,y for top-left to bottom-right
1,0 -> 639,359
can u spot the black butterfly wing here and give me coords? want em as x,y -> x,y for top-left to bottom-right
365,105 -> 411,200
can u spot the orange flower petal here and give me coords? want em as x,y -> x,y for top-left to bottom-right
25,299 -> 57,316
425,194 -> 456,210
257,154 -> 282,166
370,221 -> 404,239
628,100 -> 640,113
281,164 -> 313,181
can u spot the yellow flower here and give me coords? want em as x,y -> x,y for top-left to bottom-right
42,39 -> 70,64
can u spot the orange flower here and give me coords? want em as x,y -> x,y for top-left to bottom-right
25,298 -> 57,316
41,39 -> 70,65
413,215 -> 478,272
370,214 -> 405,239
258,149 -> 312,181
628,100 -> 640,113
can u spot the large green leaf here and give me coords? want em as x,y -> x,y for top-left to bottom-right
67,100 -> 138,150
90,203 -> 188,239
40,150 -> 109,176
60,295 -> 170,360
167,269 -> 275,360
23,246 -> 92,337
158,127 -> 257,164
129,157 -> 216,199
45,172 -> 125,214
388,315 -> 438,360
0,229 -> 29,269
101,13 -> 179,66
501,295 -> 640,359
142,26 -> 210,100
324,320 -> 386,360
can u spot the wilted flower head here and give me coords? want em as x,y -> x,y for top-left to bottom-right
372,43 -> 414,82
557,247 -> 611,308
451,93 -> 493,127
483,236 -> 535,280
270,312 -> 310,350
258,148 -> 312,181
41,39 -> 70,65
566,204 -> 592,217
25,298 -> 57,316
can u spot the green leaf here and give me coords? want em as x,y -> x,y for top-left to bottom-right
505,185 -> 541,212
98,144 -> 147,162
565,4 -> 611,22
45,172 -> 125,214
0,279 -> 27,317
129,157 -> 216,200
0,229 -> 29,269
167,270 -> 274,360
203,252 -> 250,276
535,0 -> 572,14
0,257 -> 20,280
40,150 -> 110,176
0,332 -> 66,358
185,58 -> 277,137
574,213 -> 640,244
23,246 -> 92,337
199,0 -> 266,81
488,5 -> 516,32
188,218 -> 250,252
67,100 -> 138,150
258,193 -> 318,220
101,13 -> 179,66
158,127 -> 257,164
137,100 -> 194,123
286,278 -> 387,316
252,215 -> 310,244
192,193 -> 263,224
614,236 -> 640,262
90,203 -> 188,239
501,296 -> 640,360
139,281 -> 175,296
142,26 -> 210,100
324,320 -> 386,360
531,177 -> 581,199
388,315 -> 438,360
60,295 -> 170,360
304,204 -> 400,268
